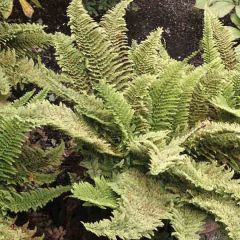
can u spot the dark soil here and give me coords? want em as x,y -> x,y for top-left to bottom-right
9,0 -> 206,239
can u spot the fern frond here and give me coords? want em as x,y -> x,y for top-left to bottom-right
0,116 -> 32,182
19,101 -> 118,155
170,205 -> 206,240
84,170 -> 173,240
12,90 -> 35,107
211,14 -> 237,70
29,88 -> 48,104
130,28 -> 164,75
53,33 -> 90,93
173,67 -> 205,134
96,81 -> 134,141
185,122 -> 240,171
188,63 -> 226,126
190,191 -> 240,240
149,137 -> 186,175
124,74 -> 156,134
172,158 -> 240,202
0,23 -> 51,57
150,61 -> 184,131
72,177 -> 118,209
67,0 -> 121,87
202,11 -> 222,66
100,0 -> 135,89
2,186 -> 70,212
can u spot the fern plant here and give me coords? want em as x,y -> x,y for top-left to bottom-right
36,1 -> 240,239
2,0 -> 240,239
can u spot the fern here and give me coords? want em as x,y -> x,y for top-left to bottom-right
72,177 -> 118,209
170,206 -> 206,240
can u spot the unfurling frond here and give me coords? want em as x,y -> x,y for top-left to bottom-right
84,170 -> 173,240
72,177 -> 118,209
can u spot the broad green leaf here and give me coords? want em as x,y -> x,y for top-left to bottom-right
210,2 -> 235,18
230,12 -> 240,27
235,5 -> 240,19
195,0 -> 208,9
225,26 -> 240,40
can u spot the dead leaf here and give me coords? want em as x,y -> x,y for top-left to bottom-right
19,0 -> 34,18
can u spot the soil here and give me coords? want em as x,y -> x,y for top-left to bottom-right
8,0 -> 208,239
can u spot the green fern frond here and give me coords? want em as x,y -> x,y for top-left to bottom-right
170,206 -> 206,240
53,33 -> 90,93
67,0 -> 120,87
190,191 -> 240,240
149,137 -> 186,175
188,63 -> 226,126
173,67 -> 205,134
202,11 -> 222,66
130,28 -> 164,75
72,177 -> 118,209
150,61 -> 184,131
12,90 -> 35,108
84,170 -> 173,240
96,81 -> 134,141
29,88 -> 48,104
211,14 -> 237,70
2,186 -> 70,213
100,0 -> 135,90
0,23 -> 51,57
0,116 -> 32,182
125,74 -> 156,134
172,159 -> 240,202
185,122 -> 240,171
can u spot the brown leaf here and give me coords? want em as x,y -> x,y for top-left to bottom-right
19,0 -> 34,18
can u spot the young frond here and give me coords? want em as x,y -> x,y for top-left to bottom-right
149,137 -> 186,175
72,177 -> 118,209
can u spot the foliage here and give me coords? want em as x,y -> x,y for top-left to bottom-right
2,0 -> 240,239
18,0 -> 240,239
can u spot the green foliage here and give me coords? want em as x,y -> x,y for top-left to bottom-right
2,0 -> 240,239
